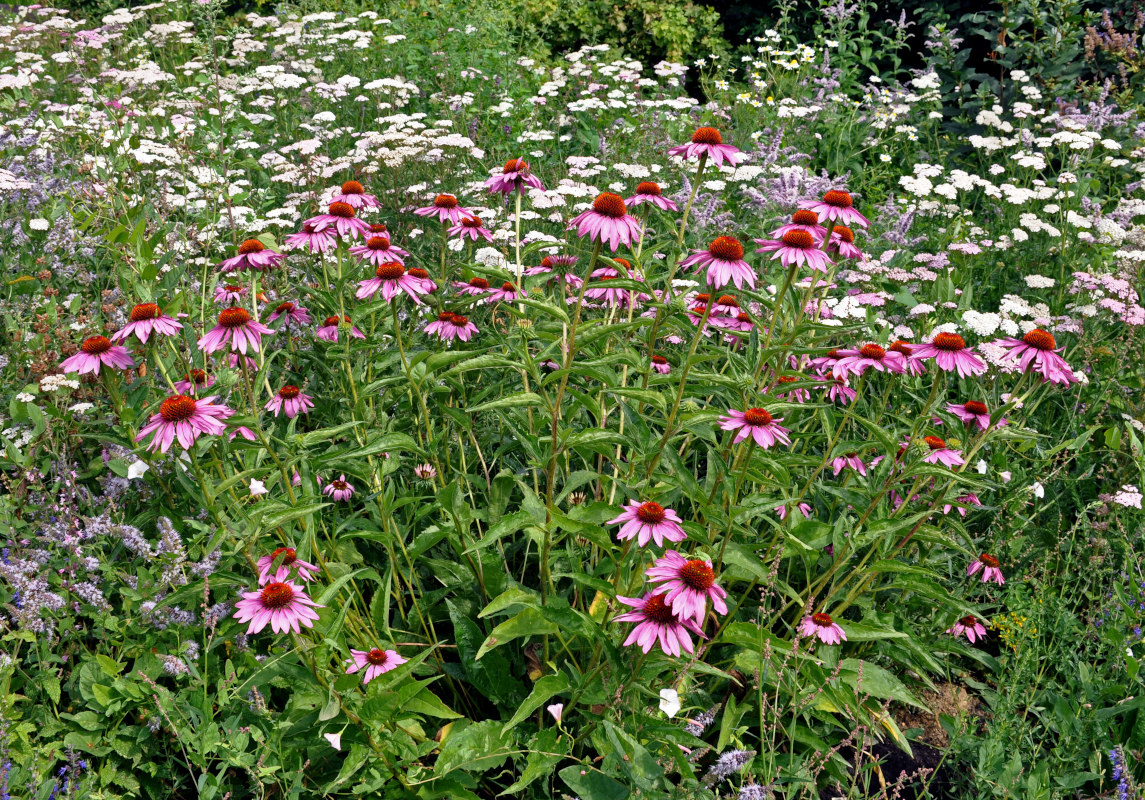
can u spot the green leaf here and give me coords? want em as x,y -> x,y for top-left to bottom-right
479,587 -> 541,618
476,608 -> 558,659
559,765 -> 629,800
502,673 -> 569,733
500,729 -> 569,794
435,720 -> 516,775
468,392 -> 545,414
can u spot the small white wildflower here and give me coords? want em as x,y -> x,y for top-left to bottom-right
659,688 -> 681,718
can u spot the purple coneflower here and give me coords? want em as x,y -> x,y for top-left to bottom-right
135,394 -> 234,453
323,475 -> 355,502
968,553 -> 1005,584
414,463 -> 437,481
455,276 -> 494,297
111,303 -> 182,344
773,375 -> 809,403
626,181 -> 679,211
233,580 -> 322,635
198,307 -> 274,354
267,301 -> 312,327
798,612 -> 847,644
823,377 -> 857,405
485,158 -> 545,195
305,202 -> 372,240
213,284 -> 248,305
719,407 -> 791,449
651,355 -> 671,374
947,616 -> 987,643
316,315 -> 365,343
329,179 -> 379,210
804,190 -> 870,229
219,239 -> 286,273
607,500 -> 687,547
449,216 -> 494,242
889,341 -> 925,376
424,312 -> 478,342
568,192 -> 642,252
265,385 -> 314,418
413,193 -> 472,225
356,263 -> 429,304
919,435 -> 965,467
60,335 -> 135,375
257,547 -> 319,586
770,209 -> 827,241
284,221 -> 337,254
947,400 -> 1005,431
645,551 -> 728,625
584,261 -> 648,308
682,236 -> 756,290
349,234 -> 410,266
831,343 -> 907,380
910,332 -> 986,378
525,255 -> 582,288
755,230 -> 833,273
942,493 -> 983,517
668,127 -> 744,167
614,593 -> 706,657
407,267 -> 438,294
175,369 -> 213,395
989,329 -> 1077,385
832,452 -> 866,476
345,647 -> 407,684
486,281 -> 521,304
776,502 -> 813,520
828,225 -> 863,259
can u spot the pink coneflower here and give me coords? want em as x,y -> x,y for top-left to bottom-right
614,592 -> 706,657
626,181 -> 679,211
942,493 -> 983,517
407,267 -> 438,294
350,235 -> 410,266
525,255 -> 582,288
198,307 -> 274,354
455,276 -> 494,297
486,281 -> 521,304
667,127 -> 744,167
219,239 -> 286,273
134,394 -> 233,453
823,377 -> 857,405
910,332 -> 987,378
798,612 -> 847,645
233,579 -> 323,635
831,343 -> 907,380
60,335 -> 135,375
449,215 -> 494,242
413,193 -> 472,225
682,236 -> 756,290
568,192 -> 642,252
267,301 -> 312,327
414,463 -> 437,481
424,311 -> 478,342
345,647 -> 407,684
284,221 -> 337,253
305,201 -> 372,240
919,435 -> 965,467
947,400 -> 1005,431
174,369 -> 214,395
947,616 -> 988,643
989,329 -> 1077,385
227,353 -> 259,371
769,209 -> 827,241
805,190 -> 871,229
316,315 -> 365,343
827,226 -> 863,259
967,553 -> 1005,584
719,407 -> 791,449
111,303 -> 182,344
356,262 -> 429,304
584,261 -> 649,308
754,230 -> 833,273
256,547 -> 319,586
485,158 -> 545,195
213,284 -> 248,305
323,475 -> 355,502
889,341 -> 925,376
265,385 -> 314,418
645,551 -> 728,625
651,355 -> 671,374
607,500 -> 687,547
832,452 -> 867,476
773,375 -> 809,403
329,179 -> 379,209
776,502 -> 813,520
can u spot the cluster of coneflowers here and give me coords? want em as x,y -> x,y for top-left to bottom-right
56,125 -> 1080,663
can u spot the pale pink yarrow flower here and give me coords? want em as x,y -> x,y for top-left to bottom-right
831,343 -> 907,380
256,547 -> 319,586
967,553 -> 1005,584
667,127 -> 744,167
568,192 -> 642,252
719,407 -> 791,449
233,580 -> 323,635
614,593 -> 707,657
265,385 -> 314,418
413,193 -> 473,225
754,230 -> 833,273
218,239 -> 286,273
645,551 -> 728,625
345,647 -> 407,684
989,329 -> 1077,385
134,394 -> 234,453
111,303 -> 182,344
798,612 -> 847,645
329,179 -> 380,210
60,336 -> 135,375
485,158 -> 545,195
424,312 -> 478,342
804,190 -> 871,229
323,475 -> 355,502
198,307 -> 274,354
947,616 -> 988,643
682,236 -> 756,289
350,235 -> 410,266
607,500 -> 687,547
356,263 -> 429,304
625,181 -> 679,211
909,332 -> 987,378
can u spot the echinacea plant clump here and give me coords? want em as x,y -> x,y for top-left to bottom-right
0,3 -> 1143,799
